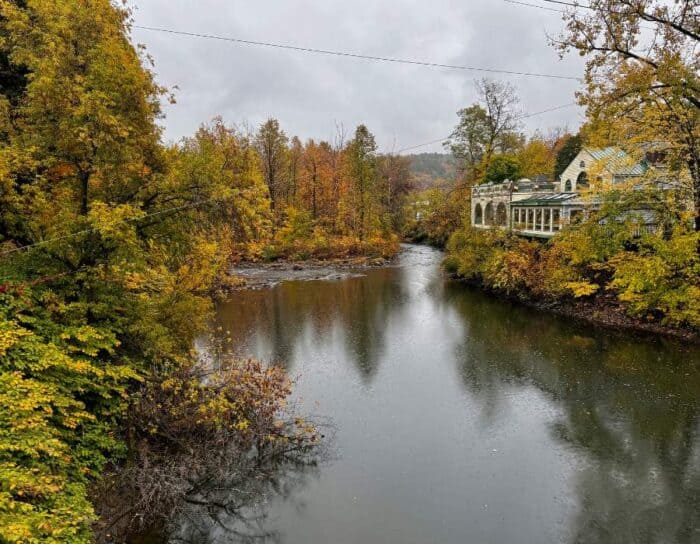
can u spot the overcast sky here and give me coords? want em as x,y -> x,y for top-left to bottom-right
130,0 -> 587,153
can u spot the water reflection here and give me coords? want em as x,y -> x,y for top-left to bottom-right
213,268 -> 408,382
167,461 -> 322,544
440,282 -> 700,544
168,245 -> 699,544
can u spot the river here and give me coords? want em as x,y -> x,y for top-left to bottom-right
168,244 -> 700,543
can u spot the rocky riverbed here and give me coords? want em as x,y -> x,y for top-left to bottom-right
230,256 -> 395,290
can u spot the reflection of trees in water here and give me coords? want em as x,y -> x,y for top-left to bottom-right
213,269 -> 407,382
439,282 -> 700,544
156,418 -> 335,544
166,459 -> 322,544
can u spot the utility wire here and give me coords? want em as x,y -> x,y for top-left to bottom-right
132,25 -> 581,81
541,0 -> 593,7
541,0 -> 661,19
503,0 -> 566,13
393,102 -> 578,154
506,0 -> 656,29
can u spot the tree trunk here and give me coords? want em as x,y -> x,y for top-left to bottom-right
79,168 -> 90,215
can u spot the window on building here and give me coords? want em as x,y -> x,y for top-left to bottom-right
485,202 -> 494,225
535,209 -> 542,231
544,209 -> 551,231
564,179 -> 572,191
552,209 -> 561,231
577,171 -> 589,188
496,203 -> 507,226
474,203 -> 483,225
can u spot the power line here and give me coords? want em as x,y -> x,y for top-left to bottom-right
395,137 -> 450,154
393,102 -> 578,154
541,0 -> 592,7
507,0 -> 656,29
541,0 -> 659,20
521,101 -> 579,118
132,25 -> 581,81
503,0 -> 566,13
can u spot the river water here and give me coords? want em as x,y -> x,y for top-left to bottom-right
174,244 -> 699,543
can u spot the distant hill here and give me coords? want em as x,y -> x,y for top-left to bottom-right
405,153 -> 458,188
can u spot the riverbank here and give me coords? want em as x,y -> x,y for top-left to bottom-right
450,276 -> 700,344
443,224 -> 700,344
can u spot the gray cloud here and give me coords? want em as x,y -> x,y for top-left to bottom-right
131,0 -> 586,152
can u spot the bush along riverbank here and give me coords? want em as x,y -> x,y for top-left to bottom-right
444,203 -> 700,342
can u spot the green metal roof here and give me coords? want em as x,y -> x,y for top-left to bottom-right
586,147 -> 648,177
510,193 -> 579,207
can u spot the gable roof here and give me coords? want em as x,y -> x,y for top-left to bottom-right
585,147 -> 648,177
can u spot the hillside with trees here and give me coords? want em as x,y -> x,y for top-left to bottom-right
405,153 -> 458,189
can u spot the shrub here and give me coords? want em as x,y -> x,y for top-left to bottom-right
610,226 -> 700,328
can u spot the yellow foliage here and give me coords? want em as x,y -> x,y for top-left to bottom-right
564,281 -> 600,298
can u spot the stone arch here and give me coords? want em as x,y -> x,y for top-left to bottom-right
495,202 -> 507,226
577,171 -> 589,188
484,202 -> 494,225
564,179 -> 572,191
474,203 -> 483,225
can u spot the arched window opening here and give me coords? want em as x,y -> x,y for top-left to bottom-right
496,203 -> 507,226
577,171 -> 589,188
564,179 -> 572,192
485,202 -> 494,225
474,203 -> 483,225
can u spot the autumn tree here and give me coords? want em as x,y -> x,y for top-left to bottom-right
255,118 -> 289,215
554,133 -> 584,180
0,0 -> 167,249
169,119 -> 272,257
347,125 -> 378,240
516,131 -> 564,179
552,0 -> 700,229
483,154 -> 523,184
377,153 -> 413,224
287,135 -> 303,204
447,78 -> 524,181
300,139 -> 325,219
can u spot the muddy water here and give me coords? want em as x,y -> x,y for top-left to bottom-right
168,244 -> 700,543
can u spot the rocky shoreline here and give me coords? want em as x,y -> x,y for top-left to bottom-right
229,255 -> 395,290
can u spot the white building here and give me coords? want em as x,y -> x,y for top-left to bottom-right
471,147 -> 653,238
